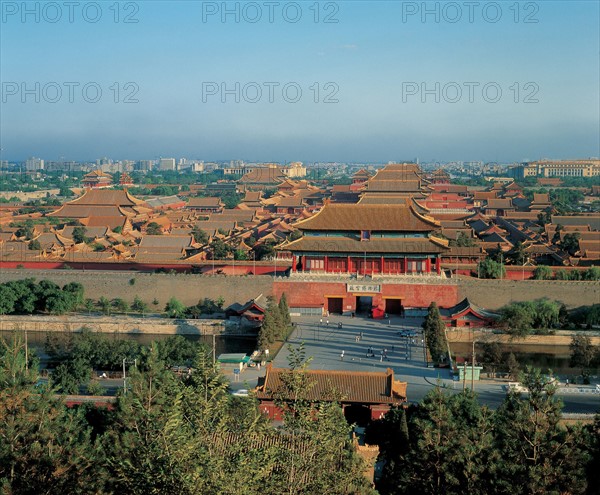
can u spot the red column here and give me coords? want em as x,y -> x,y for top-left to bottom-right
381,256 -> 385,275
347,256 -> 351,273
426,258 -> 431,273
300,256 -> 305,271
292,255 -> 296,272
324,255 -> 329,273
437,256 -> 441,275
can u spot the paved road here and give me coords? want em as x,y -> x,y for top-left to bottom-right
273,315 -> 600,414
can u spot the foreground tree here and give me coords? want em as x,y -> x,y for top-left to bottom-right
0,335 -> 101,494
493,368 -> 589,495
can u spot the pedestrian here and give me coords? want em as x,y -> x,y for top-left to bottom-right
355,335 -> 359,343
340,350 -> 345,361
326,319 -> 329,326
320,318 -> 323,325
566,378 -> 569,387
380,351 -> 383,362
388,319 -> 391,326
391,345 -> 395,352
359,332 -> 363,340
338,322 -> 342,329
257,362 -> 261,370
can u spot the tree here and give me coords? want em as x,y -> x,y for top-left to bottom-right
45,291 -> 76,315
131,296 -> 149,315
99,296 -> 111,315
0,285 -> 17,315
506,352 -> 520,380
482,342 -> 503,377
278,293 -> 292,329
493,368 -> 588,495
63,282 -> 85,309
28,239 -> 41,250
84,298 -> 95,315
191,226 -> 209,245
422,302 -> 448,365
478,257 -> 506,279
0,336 -> 101,494
112,298 -> 129,313
533,265 -> 552,280
72,226 -> 88,244
570,334 -> 595,376
560,233 -> 580,255
508,242 -> 527,265
233,249 -> 248,260
500,302 -> 535,337
258,296 -> 284,352
146,222 -> 162,235
165,297 -> 186,318
210,239 -> 232,259
583,266 -> 600,281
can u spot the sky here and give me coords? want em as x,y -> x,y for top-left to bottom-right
1,0 -> 599,163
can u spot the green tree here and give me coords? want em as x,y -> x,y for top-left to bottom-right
278,293 -> 292,329
0,285 -> 17,315
63,282 -> 85,309
583,266 -> 600,281
191,226 -> 209,244
422,302 -> 448,365
493,368 -> 588,495
131,296 -> 149,315
210,238 -> 232,259
84,298 -> 95,315
145,222 -> 162,235
533,265 -> 552,280
28,239 -> 41,250
0,335 -> 101,494
500,302 -> 535,337
165,297 -> 186,318
569,334 -> 595,376
112,298 -> 129,313
560,233 -> 580,255
72,226 -> 88,244
506,352 -> 520,380
258,296 -> 284,352
478,257 -> 506,279
99,296 -> 111,315
482,342 -> 503,377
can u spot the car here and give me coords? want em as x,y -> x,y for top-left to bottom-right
231,389 -> 249,397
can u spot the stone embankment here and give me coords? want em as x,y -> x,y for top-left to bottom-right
447,328 -> 600,346
0,314 -> 246,336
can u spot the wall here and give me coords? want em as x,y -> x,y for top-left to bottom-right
457,278 -> 600,310
0,269 -> 274,307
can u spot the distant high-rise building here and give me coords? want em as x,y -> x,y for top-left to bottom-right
159,158 -> 176,171
509,159 -> 600,179
135,160 -> 154,171
25,157 -> 44,171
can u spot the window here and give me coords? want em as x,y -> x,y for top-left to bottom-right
361,230 -> 371,241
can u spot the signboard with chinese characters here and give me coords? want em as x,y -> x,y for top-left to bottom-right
347,284 -> 381,293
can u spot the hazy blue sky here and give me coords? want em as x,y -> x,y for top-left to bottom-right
1,0 -> 599,162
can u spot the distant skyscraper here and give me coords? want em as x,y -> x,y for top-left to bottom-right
25,157 -> 44,171
159,158 -> 176,171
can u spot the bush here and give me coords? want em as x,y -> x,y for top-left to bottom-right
533,265 -> 553,280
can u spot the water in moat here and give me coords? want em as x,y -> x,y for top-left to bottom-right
450,342 -> 599,377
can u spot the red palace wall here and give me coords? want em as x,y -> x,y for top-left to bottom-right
273,280 -> 459,311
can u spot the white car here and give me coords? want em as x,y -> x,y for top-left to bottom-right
231,389 -> 249,397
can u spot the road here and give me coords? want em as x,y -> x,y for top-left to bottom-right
276,315 -> 600,414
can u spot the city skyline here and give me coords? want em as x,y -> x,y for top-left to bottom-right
1,1 -> 599,162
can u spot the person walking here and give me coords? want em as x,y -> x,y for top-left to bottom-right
326,319 -> 329,326
340,350 -> 345,361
